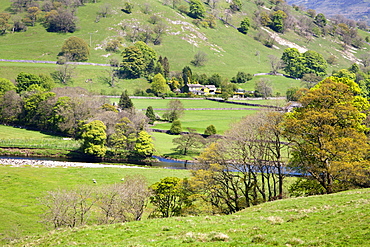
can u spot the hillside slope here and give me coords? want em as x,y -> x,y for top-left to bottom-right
287,0 -> 370,24
9,188 -> 370,246
0,1 -> 367,73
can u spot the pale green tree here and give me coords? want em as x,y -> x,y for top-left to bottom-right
151,73 -> 170,96
81,120 -> 107,157
134,131 -> 154,157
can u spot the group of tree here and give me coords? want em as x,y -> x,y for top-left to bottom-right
0,72 -> 155,159
281,48 -> 327,78
40,175 -> 150,228
1,0 -> 95,34
119,41 -> 170,80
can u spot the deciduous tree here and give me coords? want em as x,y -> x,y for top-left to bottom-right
80,120 -> 107,157
163,99 -> 184,122
151,73 -> 170,96
61,36 -> 90,62
282,77 -> 370,193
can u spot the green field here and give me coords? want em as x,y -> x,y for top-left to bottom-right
0,166 -> 189,244
0,125 -> 80,150
0,0 -> 364,95
153,109 -> 257,134
8,187 -> 370,246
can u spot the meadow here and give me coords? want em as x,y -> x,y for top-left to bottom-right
0,125 -> 80,150
7,186 -> 370,246
0,0 -> 363,95
0,165 -> 189,245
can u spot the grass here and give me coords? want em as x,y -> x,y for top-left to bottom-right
0,0 -> 361,95
127,98 -> 264,110
153,109 -> 257,134
8,188 -> 370,246
0,165 -> 189,245
0,125 -> 80,150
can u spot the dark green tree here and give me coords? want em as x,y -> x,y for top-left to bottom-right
204,124 -> 216,135
188,0 -> 205,19
269,10 -> 287,33
145,106 -> 156,124
61,36 -> 89,62
15,72 -> 41,93
231,72 -> 253,83
170,119 -> 182,134
303,50 -> 327,77
238,17 -> 250,34
118,90 -> 134,110
182,66 -> 192,85
314,13 -> 327,27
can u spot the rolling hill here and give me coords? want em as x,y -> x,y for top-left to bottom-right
287,0 -> 370,24
8,188 -> 370,246
0,0 -> 369,95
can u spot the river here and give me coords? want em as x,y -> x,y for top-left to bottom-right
0,155 -> 191,169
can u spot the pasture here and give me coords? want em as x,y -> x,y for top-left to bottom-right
0,165 -> 189,244
8,186 -> 370,246
0,125 -> 80,150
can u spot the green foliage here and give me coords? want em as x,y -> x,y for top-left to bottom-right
118,90 -> 134,110
61,36 -> 90,62
80,120 -> 107,157
204,124 -> 216,135
15,72 -> 41,93
289,178 -> 325,197
149,177 -> 191,218
0,78 -> 16,95
286,87 -> 300,101
109,117 -> 137,152
314,13 -> 327,27
283,77 -> 370,193
172,128 -> 205,155
231,71 -> 253,83
269,10 -> 287,33
134,131 -> 154,157
122,2 -> 134,14
281,48 -> 327,78
135,41 -> 158,76
230,0 -> 242,12
238,17 -> 250,34
151,73 -> 170,96
145,106 -> 156,124
163,99 -> 185,122
332,69 -> 356,81
170,119 -> 182,134
120,46 -> 146,79
188,0 -> 205,19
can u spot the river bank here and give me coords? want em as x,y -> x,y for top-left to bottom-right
0,157 -> 146,168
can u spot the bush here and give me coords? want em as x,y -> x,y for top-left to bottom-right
170,120 -> 182,134
289,178 -> 325,197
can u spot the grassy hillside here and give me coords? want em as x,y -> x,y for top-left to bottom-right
0,166 -> 189,245
0,0 -> 367,95
287,0 -> 370,24
8,188 -> 370,246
